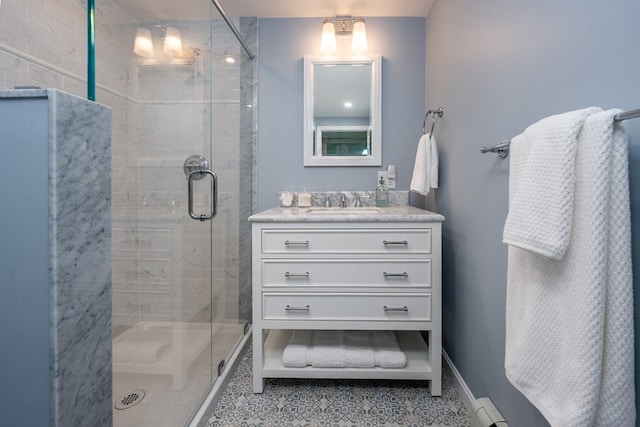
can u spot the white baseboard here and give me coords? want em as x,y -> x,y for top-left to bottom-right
442,349 -> 475,413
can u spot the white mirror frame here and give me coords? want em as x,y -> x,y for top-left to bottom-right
303,55 -> 382,166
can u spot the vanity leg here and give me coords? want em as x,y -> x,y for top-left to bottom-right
252,328 -> 264,394
430,376 -> 442,397
428,330 -> 442,396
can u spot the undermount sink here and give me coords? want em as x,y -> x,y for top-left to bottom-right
304,207 -> 383,214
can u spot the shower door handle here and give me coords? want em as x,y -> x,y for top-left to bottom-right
184,155 -> 217,222
188,169 -> 217,221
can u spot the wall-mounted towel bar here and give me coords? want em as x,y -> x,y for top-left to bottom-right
481,107 -> 640,158
423,106 -> 444,135
480,141 -> 511,158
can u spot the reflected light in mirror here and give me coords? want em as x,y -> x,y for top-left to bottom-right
344,101 -> 353,108
320,20 -> 337,54
163,26 -> 183,57
133,28 -> 154,57
351,21 -> 368,53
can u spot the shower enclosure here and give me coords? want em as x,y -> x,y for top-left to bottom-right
98,0 -> 256,425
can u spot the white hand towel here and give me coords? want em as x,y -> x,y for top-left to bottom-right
504,109 -> 635,427
502,107 -> 601,259
410,133 -> 439,195
429,134 -> 439,188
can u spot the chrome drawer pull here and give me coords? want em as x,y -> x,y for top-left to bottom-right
383,305 -> 409,312
383,272 -> 409,278
285,304 -> 310,311
285,272 -> 310,278
383,240 -> 408,246
284,240 -> 310,246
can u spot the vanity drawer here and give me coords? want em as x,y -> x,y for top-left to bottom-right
262,258 -> 431,288
261,228 -> 432,255
262,292 -> 431,322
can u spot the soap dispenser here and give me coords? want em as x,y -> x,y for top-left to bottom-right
375,176 -> 389,207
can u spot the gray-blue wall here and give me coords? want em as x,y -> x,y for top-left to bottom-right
425,1 -> 640,426
0,97 -> 51,426
257,17 -> 426,211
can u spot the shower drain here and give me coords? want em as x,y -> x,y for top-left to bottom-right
115,389 -> 145,410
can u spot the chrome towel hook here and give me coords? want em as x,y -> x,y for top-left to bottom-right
423,106 -> 444,135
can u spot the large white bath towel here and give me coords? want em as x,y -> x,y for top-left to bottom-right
504,109 -> 635,427
410,133 -> 439,195
503,107 -> 600,260
282,330 -> 312,368
344,330 -> 375,368
309,330 -> 346,368
372,330 -> 407,368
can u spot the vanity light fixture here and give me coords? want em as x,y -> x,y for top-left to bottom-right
163,26 -> 183,58
133,26 -> 187,59
320,17 -> 368,54
133,28 -> 154,57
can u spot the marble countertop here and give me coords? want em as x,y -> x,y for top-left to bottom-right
249,205 -> 445,222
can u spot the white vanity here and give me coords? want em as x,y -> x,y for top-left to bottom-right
249,204 -> 444,395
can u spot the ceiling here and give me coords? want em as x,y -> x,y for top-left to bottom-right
220,0 -> 434,18
121,0 -> 434,21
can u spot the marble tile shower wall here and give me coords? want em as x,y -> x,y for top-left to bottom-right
1,1 -> 248,333
116,19 -> 244,330
0,0 -> 137,209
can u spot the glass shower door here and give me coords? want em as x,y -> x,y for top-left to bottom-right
105,1 -> 252,425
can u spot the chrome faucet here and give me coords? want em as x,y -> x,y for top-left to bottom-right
339,193 -> 347,207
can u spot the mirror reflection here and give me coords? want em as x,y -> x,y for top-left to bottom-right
304,56 -> 381,166
316,126 -> 371,157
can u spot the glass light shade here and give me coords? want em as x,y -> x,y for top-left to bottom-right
351,21 -> 368,53
133,28 -> 154,57
320,21 -> 337,54
163,26 -> 183,57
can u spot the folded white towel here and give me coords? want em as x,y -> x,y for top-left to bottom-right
282,330 -> 406,369
410,133 -> 439,196
309,330 -> 345,368
282,330 -> 312,368
344,331 -> 375,368
505,109 -> 635,427
502,107 -> 601,259
372,331 -> 406,368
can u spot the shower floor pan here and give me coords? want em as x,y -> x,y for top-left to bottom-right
113,321 -> 211,390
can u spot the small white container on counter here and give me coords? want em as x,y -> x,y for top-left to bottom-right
279,191 -> 294,207
297,191 -> 312,207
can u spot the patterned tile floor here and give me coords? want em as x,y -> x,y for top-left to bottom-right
202,347 -> 470,427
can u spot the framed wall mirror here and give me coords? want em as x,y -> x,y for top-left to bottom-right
303,55 -> 382,166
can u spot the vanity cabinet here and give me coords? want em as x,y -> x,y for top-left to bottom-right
249,208 -> 443,396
